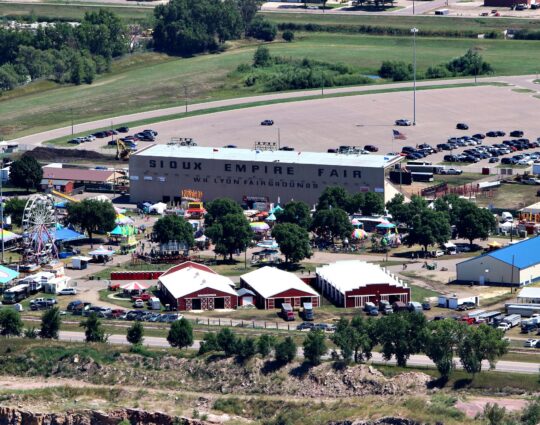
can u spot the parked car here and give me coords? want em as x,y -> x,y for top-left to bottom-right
489,157 -> 500,163
261,119 -> 274,126
440,168 -> 463,175
58,288 -> 77,295
510,130 -> 524,138
472,133 -> 485,139
395,119 -> 412,126
524,339 -> 539,347
116,126 -> 129,133
421,302 -> 431,311
131,293 -> 152,302
364,145 -> 379,152
133,299 -> 145,308
279,146 -> 295,151
456,123 -> 469,130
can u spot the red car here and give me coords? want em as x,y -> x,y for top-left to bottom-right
131,292 -> 151,302
111,309 -> 125,318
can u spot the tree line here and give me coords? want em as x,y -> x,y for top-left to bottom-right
0,307 -> 509,378
0,9 -> 126,91
152,0 -> 277,57
379,49 -> 493,82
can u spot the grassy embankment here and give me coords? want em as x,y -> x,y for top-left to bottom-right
2,28 -> 540,139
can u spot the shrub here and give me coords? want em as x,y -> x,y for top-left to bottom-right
426,64 -> 450,79
247,17 -> 277,41
275,337 -> 296,364
253,46 -> 272,67
378,60 -> 413,81
282,30 -> 294,42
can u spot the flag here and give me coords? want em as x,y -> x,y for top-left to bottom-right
393,129 -> 407,140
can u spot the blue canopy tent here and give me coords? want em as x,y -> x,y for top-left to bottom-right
0,265 -> 19,289
40,226 -> 85,243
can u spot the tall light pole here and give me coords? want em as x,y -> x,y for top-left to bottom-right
182,84 -> 189,113
411,27 -> 418,126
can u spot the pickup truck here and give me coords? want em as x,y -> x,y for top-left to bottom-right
497,322 -> 511,332
131,293 -> 152,302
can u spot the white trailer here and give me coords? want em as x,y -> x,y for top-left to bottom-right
502,314 -> 521,328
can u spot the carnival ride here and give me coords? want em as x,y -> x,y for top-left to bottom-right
21,194 -> 58,265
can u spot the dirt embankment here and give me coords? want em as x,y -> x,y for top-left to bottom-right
24,147 -> 115,162
0,407 -> 206,425
45,354 -> 431,398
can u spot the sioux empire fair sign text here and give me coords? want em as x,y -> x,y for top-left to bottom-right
149,160 -> 363,179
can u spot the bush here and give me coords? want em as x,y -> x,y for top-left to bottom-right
275,337 -> 296,364
253,46 -> 272,67
247,17 -> 277,41
426,64 -> 450,79
378,60 -> 413,81
282,30 -> 294,42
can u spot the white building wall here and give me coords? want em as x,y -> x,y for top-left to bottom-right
457,256 -> 520,285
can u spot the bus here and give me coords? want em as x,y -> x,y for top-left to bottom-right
3,283 -> 30,304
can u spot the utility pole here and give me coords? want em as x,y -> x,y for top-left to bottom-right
71,108 -> 74,136
183,84 -> 189,113
1,173 -> 4,264
411,28 -> 419,126
277,128 -> 281,150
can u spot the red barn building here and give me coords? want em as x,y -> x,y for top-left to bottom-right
316,261 -> 410,308
158,261 -> 238,311
240,266 -> 320,310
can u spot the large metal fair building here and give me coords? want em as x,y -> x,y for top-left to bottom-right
129,145 -> 403,205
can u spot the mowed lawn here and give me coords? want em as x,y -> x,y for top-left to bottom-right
2,32 -> 540,138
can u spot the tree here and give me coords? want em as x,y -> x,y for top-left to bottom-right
275,336 -> 296,364
257,334 -> 275,358
40,307 -> 61,339
303,329 -> 327,365
332,316 -> 377,364
446,49 -> 493,77
458,324 -> 508,375
253,45 -> 271,67
67,199 -> 116,247
521,398 -> 540,425
282,30 -> 294,42
455,203 -> 496,246
205,212 -> 252,261
272,223 -> 312,264
275,201 -> 311,230
127,320 -> 144,346
204,198 -> 243,227
311,208 -> 353,244
317,186 -> 350,211
424,319 -> 465,378
376,312 -> 426,367
247,17 -> 277,41
80,312 -> 107,343
405,209 -> 451,253
9,156 -> 43,192
4,197 -> 26,227
153,0 -> 242,56
0,308 -> 23,336
362,192 -> 385,216
167,318 -> 193,350
237,0 -> 259,33
153,215 -> 195,249
378,60 -> 413,81
198,332 -> 220,355
237,337 -> 257,360
216,327 -> 238,356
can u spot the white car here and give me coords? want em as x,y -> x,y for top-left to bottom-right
518,159 -> 533,166
133,299 -> 145,308
395,119 -> 412,126
524,339 -> 539,347
522,178 -> 540,185
58,288 -> 77,295
86,135 -> 96,141
441,168 -> 463,175
497,323 -> 511,332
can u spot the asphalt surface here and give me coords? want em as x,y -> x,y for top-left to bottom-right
11,75 -> 540,175
58,330 -> 540,374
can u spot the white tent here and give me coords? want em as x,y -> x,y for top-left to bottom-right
149,202 -> 167,214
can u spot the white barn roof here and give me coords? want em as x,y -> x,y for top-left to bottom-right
159,266 -> 236,299
316,260 -> 407,294
518,287 -> 540,300
240,266 -> 318,299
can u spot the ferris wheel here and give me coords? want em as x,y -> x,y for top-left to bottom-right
21,194 -> 58,265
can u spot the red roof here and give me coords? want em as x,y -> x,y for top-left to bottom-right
43,167 -> 115,183
160,261 -> 215,277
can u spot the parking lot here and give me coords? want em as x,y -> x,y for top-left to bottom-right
77,84 -> 540,174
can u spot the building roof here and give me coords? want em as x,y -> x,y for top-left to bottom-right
160,261 -> 215,278
316,260 -> 407,294
159,265 -> 236,299
43,167 -> 115,183
240,266 -> 319,299
517,287 -> 540,299
486,237 -> 540,269
134,145 -> 402,169
236,288 -> 256,297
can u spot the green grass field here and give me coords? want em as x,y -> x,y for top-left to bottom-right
3,30 -> 540,138
0,2 -> 153,21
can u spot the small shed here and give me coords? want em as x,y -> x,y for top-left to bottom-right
71,256 -> 91,270
237,288 -> 256,306
438,295 -> 479,309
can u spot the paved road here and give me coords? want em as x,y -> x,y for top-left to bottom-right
8,74 -> 539,147
58,330 -> 539,374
